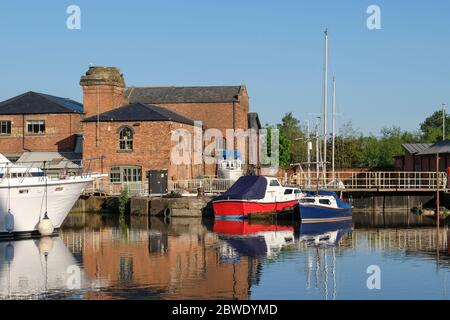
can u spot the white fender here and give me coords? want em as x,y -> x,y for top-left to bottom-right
4,243 -> 14,262
5,211 -> 14,233
38,214 -> 54,236
39,237 -> 54,255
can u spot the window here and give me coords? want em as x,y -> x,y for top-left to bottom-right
27,120 -> 45,135
269,179 -> 280,187
284,189 -> 293,195
123,167 -> 141,182
110,167 -> 121,183
0,121 -> 11,135
110,166 -> 142,183
300,198 -> 316,204
119,126 -> 133,150
319,199 -> 331,205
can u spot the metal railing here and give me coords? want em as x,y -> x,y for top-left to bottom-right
83,171 -> 449,197
84,180 -> 148,196
169,179 -> 234,195
84,178 -> 235,196
292,171 -> 448,191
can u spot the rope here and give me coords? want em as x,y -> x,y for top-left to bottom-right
42,161 -> 48,221
7,163 -> 11,212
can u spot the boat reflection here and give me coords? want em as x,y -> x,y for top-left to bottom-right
214,220 -> 295,260
0,237 -> 89,299
298,220 -> 353,248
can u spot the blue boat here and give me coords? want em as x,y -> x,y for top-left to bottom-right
298,219 -> 353,247
297,190 -> 353,223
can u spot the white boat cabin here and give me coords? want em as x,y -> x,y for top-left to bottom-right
262,177 -> 303,203
299,194 -> 338,208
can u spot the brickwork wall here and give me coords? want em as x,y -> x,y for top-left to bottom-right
0,113 -> 82,154
82,120 -> 204,182
81,85 -> 127,119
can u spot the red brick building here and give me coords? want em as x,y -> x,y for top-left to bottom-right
82,102 -> 204,192
80,66 -> 260,193
395,142 -> 450,172
0,91 -> 83,160
0,66 -> 259,194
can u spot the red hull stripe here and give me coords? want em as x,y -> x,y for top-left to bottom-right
213,200 -> 298,217
213,220 -> 294,234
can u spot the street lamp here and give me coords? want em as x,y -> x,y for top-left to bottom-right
443,103 -> 447,141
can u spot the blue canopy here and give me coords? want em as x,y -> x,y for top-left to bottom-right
222,237 -> 268,257
215,176 -> 267,201
218,150 -> 241,159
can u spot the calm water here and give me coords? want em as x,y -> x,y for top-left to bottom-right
1,213 -> 450,300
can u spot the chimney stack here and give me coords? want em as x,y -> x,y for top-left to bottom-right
80,66 -> 127,118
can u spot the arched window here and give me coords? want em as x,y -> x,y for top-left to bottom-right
118,126 -> 133,151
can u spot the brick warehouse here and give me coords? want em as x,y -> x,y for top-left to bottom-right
0,91 -> 83,161
79,66 -> 261,193
0,66 -> 260,193
82,102 -> 204,192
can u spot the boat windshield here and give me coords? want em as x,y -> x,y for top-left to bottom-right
319,199 -> 332,205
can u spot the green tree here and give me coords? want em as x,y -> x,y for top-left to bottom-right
420,110 -> 450,142
263,124 -> 291,168
334,122 -> 364,168
277,113 -> 305,164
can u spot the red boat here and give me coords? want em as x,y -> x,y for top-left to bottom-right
213,219 -> 294,235
213,220 -> 295,258
212,176 -> 303,219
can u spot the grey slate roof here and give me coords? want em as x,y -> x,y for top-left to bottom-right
124,86 -> 243,104
416,140 -> 450,155
82,103 -> 195,125
248,112 -> 262,130
0,91 -> 83,114
402,143 -> 432,155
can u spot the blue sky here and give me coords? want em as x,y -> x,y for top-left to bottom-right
0,0 -> 449,135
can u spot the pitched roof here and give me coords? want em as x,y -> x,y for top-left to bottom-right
402,143 -> 432,155
0,91 -> 83,114
416,140 -> 450,155
248,112 -> 262,130
124,86 -> 244,104
82,103 -> 195,125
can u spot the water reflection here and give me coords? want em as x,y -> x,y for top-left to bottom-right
1,213 -> 450,299
214,220 -> 295,259
0,237 -> 89,299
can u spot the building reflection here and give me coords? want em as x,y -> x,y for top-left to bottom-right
58,213 -> 450,300
61,216 -> 262,299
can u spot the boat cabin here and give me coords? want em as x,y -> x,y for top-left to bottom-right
299,195 -> 338,208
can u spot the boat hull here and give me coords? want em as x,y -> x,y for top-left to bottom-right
0,177 -> 93,236
213,199 -> 298,219
298,204 -> 352,223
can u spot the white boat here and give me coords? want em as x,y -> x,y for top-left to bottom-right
0,154 -> 99,237
217,150 -> 244,182
217,159 -> 243,182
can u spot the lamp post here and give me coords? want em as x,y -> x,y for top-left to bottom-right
443,103 -> 447,140
304,120 -> 312,188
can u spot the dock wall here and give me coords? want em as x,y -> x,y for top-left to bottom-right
73,193 -> 446,221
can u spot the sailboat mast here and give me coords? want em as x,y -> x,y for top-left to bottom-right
332,75 -> 336,182
323,29 -> 329,185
